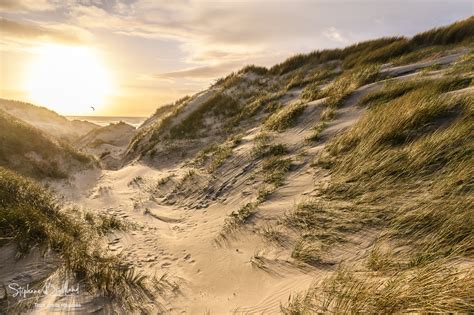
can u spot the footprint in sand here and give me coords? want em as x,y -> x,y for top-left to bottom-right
161,262 -> 172,268
109,238 -> 120,245
109,245 -> 123,252
144,256 -> 158,262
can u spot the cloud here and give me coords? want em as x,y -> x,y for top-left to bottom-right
0,18 -> 89,46
66,1 -> 328,66
66,0 -> 473,63
154,62 -> 241,80
0,0 -> 54,12
322,27 -> 346,43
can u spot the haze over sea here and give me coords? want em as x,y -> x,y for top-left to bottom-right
67,116 -> 146,128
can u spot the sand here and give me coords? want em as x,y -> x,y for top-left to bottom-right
43,74 -> 387,313
2,52 -> 468,314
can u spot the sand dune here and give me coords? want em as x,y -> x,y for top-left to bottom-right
0,99 -> 98,141
1,18 -> 473,313
34,51 -> 472,313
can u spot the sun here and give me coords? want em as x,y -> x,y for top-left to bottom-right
25,44 -> 114,115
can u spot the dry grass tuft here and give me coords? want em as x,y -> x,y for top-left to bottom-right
264,102 -> 307,131
251,133 -> 288,159
282,261 -> 474,313
0,167 -> 153,311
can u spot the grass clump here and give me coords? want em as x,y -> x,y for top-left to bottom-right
174,170 -> 197,192
391,45 -> 448,66
0,167 -> 151,311
313,76 -> 473,262
358,77 -> 472,107
169,93 -> 239,139
255,143 -> 287,159
323,79 -> 471,173
256,185 -> 273,203
325,65 -> 380,106
239,64 -> 268,76
365,245 -> 394,272
268,38 -> 390,75
410,16 -> 474,47
264,102 -> 307,131
284,200 -> 357,239
300,70 -> 335,101
84,212 -> 131,235
233,91 -> 286,125
195,143 -> 232,173
447,52 -> 474,76
320,107 -> 337,121
214,72 -> 247,89
262,157 -> 292,187
344,38 -> 412,68
359,77 -> 471,110
282,262 -> 474,313
0,167 -> 79,254
270,53 -> 321,75
194,135 -> 242,173
284,198 -> 381,266
157,175 -> 172,186
306,106 -> 337,142
303,65 -> 380,105
306,122 -> 327,142
129,96 -> 190,153
261,225 -> 287,245
220,139 -> 291,237
220,156 -> 292,237
358,80 -> 423,107
249,251 -> 269,270
0,110 -> 94,179
285,70 -> 309,90
207,145 -> 233,173
341,18 -> 473,68
291,239 -> 327,266
251,133 -> 288,159
221,202 -> 258,234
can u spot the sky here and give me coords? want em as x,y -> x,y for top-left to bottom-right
0,0 -> 472,116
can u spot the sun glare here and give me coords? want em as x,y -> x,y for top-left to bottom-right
25,45 -> 114,115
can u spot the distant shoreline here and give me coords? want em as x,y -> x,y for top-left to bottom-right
66,116 -> 146,128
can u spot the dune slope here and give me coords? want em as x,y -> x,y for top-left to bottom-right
0,110 -> 95,179
0,99 -> 98,141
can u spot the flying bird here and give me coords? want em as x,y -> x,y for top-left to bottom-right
90,106 -> 95,111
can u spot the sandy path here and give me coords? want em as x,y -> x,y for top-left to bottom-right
61,165 -> 319,313
51,88 -> 371,313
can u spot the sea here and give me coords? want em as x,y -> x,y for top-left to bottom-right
67,116 -> 147,128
